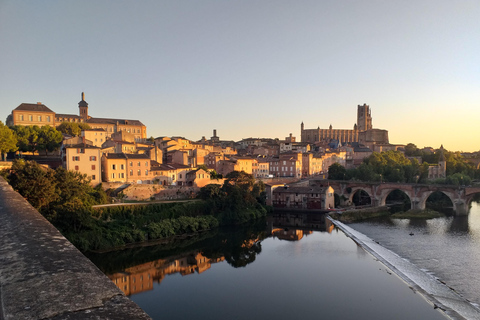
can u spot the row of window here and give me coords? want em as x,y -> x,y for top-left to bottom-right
18,114 -> 52,122
72,156 -> 97,161
111,161 -> 149,170
111,170 -> 148,178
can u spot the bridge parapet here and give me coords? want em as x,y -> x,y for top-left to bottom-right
0,177 -> 151,319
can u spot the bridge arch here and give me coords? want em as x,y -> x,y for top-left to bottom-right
349,187 -> 373,207
378,188 -> 413,211
417,190 -> 455,213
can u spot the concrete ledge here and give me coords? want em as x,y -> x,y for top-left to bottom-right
0,177 -> 151,320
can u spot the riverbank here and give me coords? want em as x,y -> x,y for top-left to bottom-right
329,216 -> 480,320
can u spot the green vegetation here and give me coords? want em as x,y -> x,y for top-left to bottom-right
56,121 -> 91,136
11,125 -> 63,154
328,148 -> 480,185
197,171 -> 269,225
391,209 -> 445,219
329,209 -> 391,223
1,163 -> 267,252
0,122 -> 18,160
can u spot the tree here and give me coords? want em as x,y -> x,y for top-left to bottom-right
404,143 -> 420,157
56,122 -> 90,136
5,160 -> 58,211
328,163 -> 347,180
0,121 -> 18,160
37,126 -> 63,154
12,125 -> 39,153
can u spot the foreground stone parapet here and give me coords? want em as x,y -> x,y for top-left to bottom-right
0,177 -> 151,320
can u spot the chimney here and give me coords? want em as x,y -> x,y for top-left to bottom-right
37,102 -> 42,105
82,92 -> 85,101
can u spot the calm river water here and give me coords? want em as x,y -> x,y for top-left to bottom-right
87,215 -> 448,320
349,201 -> 480,312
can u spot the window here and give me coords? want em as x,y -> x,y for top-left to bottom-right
129,161 -> 133,166
75,166 -> 79,170
137,162 -> 141,166
72,156 -> 80,161
46,116 -> 50,122
112,173 -> 116,179
179,174 -> 182,179
92,175 -> 96,180
121,164 -> 124,170
120,173 -> 125,178
129,170 -> 133,176
91,165 -> 96,170
137,169 -> 141,176
112,164 -> 116,170
29,115 -> 33,121
19,114 -> 24,121
38,115 -> 42,121
145,161 -> 148,166
89,156 -> 96,161
77,148 -> 85,154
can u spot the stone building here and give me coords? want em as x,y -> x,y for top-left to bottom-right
272,185 -> 335,210
428,146 -> 447,180
7,92 -> 147,142
300,104 -> 388,145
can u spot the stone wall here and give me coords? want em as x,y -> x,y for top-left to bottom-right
0,177 -> 151,320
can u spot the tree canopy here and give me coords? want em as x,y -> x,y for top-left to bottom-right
56,122 -> 90,136
11,125 -> 63,154
0,121 -> 18,158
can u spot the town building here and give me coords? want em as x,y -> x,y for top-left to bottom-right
272,185 -> 335,210
61,137 -> 101,186
300,104 -> 388,146
101,153 -> 151,183
7,92 -> 147,141
428,146 -> 447,179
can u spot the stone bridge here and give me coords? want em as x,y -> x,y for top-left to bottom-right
315,180 -> 480,215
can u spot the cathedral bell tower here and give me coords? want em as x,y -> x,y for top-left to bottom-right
78,92 -> 89,120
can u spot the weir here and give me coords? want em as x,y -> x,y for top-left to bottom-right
0,177 -> 151,320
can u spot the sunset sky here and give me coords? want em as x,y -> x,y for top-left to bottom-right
1,1 -> 479,151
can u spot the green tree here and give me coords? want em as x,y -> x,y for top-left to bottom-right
37,126 -> 63,154
4,160 -> 58,210
0,121 -> 18,160
57,122 -> 90,136
12,125 -> 39,153
328,163 -> 347,180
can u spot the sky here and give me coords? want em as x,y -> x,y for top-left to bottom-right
1,1 -> 479,151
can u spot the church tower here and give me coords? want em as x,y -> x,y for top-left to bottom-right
357,104 -> 372,132
79,92 -> 89,120
438,145 -> 446,178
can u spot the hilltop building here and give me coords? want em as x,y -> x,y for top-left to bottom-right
6,92 -> 147,142
300,104 -> 389,148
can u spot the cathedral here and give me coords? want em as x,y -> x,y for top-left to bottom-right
300,104 -> 389,146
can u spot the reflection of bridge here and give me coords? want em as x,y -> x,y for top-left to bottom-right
323,180 -> 480,215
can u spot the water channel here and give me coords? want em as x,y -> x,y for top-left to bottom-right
87,213 -> 452,319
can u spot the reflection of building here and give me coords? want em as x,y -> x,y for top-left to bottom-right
271,228 -> 313,241
108,252 -> 225,296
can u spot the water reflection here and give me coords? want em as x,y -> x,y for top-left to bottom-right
95,214 -> 333,297
89,213 -> 448,320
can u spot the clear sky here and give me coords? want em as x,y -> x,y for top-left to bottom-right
1,1 -> 479,151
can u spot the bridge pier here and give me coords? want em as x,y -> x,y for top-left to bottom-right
411,199 -> 425,211
454,201 -> 469,216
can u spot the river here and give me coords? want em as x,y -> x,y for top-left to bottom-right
348,201 -> 480,318
87,215 -> 449,320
